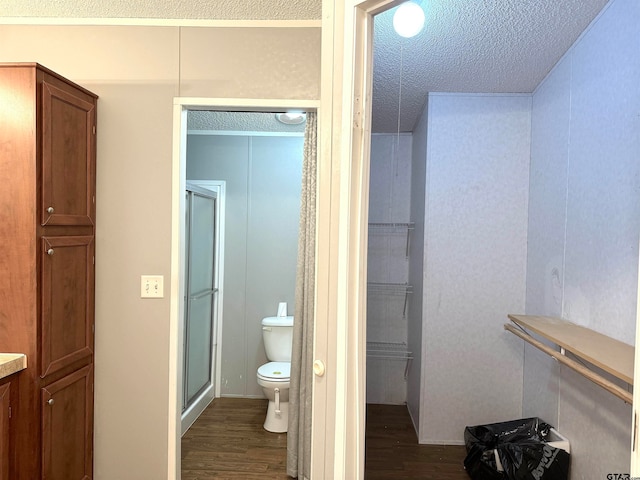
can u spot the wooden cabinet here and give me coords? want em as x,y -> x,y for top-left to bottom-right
0,381 -> 12,480
0,63 -> 97,480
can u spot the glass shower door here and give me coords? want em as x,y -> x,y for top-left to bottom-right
183,186 -> 218,422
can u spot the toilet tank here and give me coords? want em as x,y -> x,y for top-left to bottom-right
262,316 -> 294,362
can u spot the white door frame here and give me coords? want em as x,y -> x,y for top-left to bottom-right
167,4 -> 393,476
169,98 -> 319,478
317,1 -> 403,478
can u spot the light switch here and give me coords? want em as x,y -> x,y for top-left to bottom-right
141,275 -> 164,298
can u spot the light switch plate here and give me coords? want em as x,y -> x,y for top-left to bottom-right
141,275 -> 164,298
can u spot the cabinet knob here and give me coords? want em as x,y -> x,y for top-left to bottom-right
47,399 -> 55,406
47,248 -> 54,256
47,206 -> 55,214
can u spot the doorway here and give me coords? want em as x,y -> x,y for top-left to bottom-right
170,99 -> 319,477
338,0 -> 640,477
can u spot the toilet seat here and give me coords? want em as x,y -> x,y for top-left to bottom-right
257,361 -> 290,382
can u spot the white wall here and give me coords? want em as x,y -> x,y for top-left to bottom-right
420,93 -> 531,443
0,24 -> 320,479
187,133 -> 303,398
525,0 -> 640,476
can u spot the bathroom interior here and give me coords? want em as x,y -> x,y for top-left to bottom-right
181,110 -> 305,433
180,0 -> 639,478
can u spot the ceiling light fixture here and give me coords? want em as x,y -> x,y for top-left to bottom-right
275,112 -> 306,125
393,1 -> 425,38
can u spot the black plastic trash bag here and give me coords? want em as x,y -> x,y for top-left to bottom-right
463,417 -> 570,480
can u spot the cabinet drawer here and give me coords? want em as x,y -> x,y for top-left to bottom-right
41,236 -> 94,378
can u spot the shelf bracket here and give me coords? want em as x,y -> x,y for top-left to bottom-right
405,228 -> 411,258
402,291 -> 409,317
403,357 -> 413,380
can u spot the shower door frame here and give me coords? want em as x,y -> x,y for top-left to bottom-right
187,180 -> 226,403
181,181 -> 225,435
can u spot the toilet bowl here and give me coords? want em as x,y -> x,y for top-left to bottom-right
257,361 -> 291,433
257,313 -> 294,433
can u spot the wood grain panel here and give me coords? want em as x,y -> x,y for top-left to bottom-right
40,236 -> 94,378
0,382 -> 10,480
41,77 -> 96,227
41,365 -> 93,480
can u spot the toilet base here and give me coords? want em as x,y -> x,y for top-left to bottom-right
264,400 -> 289,433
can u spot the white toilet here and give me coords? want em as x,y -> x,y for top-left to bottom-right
257,314 -> 294,433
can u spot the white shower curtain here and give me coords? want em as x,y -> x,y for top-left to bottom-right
287,112 -> 317,479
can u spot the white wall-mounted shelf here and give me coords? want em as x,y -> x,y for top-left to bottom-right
366,341 -> 413,379
367,282 -> 413,317
505,314 -> 634,404
368,222 -> 414,257
368,222 -> 415,230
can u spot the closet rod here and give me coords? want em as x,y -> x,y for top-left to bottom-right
504,324 -> 632,404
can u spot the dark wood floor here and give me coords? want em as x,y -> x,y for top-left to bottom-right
181,398 -> 468,480
182,398 -> 289,479
365,403 -> 468,480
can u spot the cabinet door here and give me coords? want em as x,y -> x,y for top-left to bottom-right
0,382 -> 10,480
41,77 -> 96,226
42,366 -> 93,480
41,236 -> 94,378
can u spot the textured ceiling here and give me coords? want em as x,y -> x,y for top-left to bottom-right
0,0 -> 321,20
188,111 -> 305,133
372,0 -> 611,132
2,0 -> 611,133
